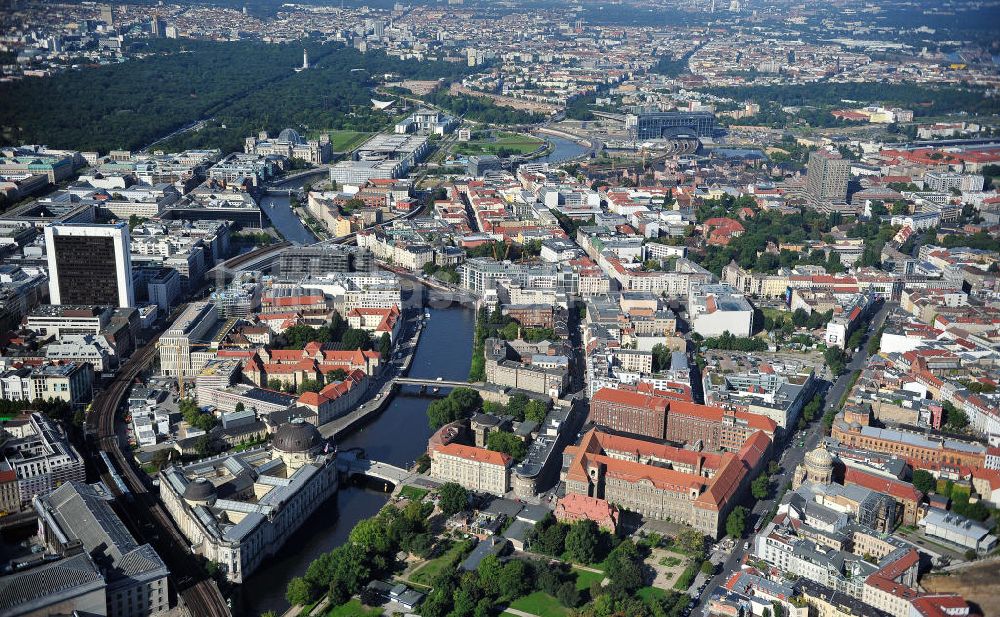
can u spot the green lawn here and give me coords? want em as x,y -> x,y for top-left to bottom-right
408,541 -> 466,587
762,307 -> 792,325
325,599 -> 381,617
455,131 -> 544,156
637,585 -> 668,605
573,568 -> 604,590
325,130 -> 372,152
673,561 -> 700,591
509,591 -> 569,617
398,485 -> 429,501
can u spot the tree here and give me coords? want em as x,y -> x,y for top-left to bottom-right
234,402 -> 245,413
652,343 -> 672,373
912,469 -> 936,495
438,482 -> 469,515
675,529 -> 705,557
297,378 -> 324,394
326,369 -> 348,383
531,519 -> 569,556
340,328 -> 372,350
378,332 -> 391,360
486,431 -> 527,461
349,518 -> 390,554
193,434 -> 214,457
726,506 -> 748,538
524,399 -> 548,424
500,322 -> 520,340
150,448 -> 173,471
943,402 -> 969,431
498,560 -> 532,600
565,519 -> 600,564
556,581 -> 581,608
326,543 -> 371,606
427,398 -> 462,429
285,576 -> 315,606
792,308 -> 809,327
477,553 -> 503,597
268,378 -> 285,391
605,540 -> 644,595
450,388 -> 483,412
751,474 -> 770,500
700,560 -> 715,575
506,393 -> 529,421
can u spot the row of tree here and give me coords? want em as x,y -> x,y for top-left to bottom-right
426,387 -> 483,429
285,498 -> 436,608
483,392 -> 549,424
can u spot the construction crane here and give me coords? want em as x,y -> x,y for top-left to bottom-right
157,335 -> 217,400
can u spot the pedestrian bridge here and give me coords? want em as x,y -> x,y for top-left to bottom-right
346,458 -> 411,484
395,377 -> 475,389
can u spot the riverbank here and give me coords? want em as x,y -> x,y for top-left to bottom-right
318,312 -> 425,441
240,306 -> 475,616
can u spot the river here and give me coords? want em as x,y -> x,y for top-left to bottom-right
239,305 -> 475,617
536,134 -> 590,163
258,171 -> 325,245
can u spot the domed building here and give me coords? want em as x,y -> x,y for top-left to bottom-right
182,477 -> 217,506
276,128 -> 303,145
159,420 -> 338,583
273,419 -> 323,471
793,443 -> 836,489
244,129 -> 331,164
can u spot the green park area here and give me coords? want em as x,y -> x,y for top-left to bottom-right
324,599 -> 382,617
325,130 -> 372,152
507,568 -> 607,617
455,131 -> 545,157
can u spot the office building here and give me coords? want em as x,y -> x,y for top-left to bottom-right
45,223 -> 134,308
688,284 -> 754,337
0,413 -> 86,506
625,111 -> 716,139
806,150 -> 850,209
158,302 -> 219,378
278,244 -> 373,279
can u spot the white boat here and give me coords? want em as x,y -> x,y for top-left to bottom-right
424,311 -> 431,318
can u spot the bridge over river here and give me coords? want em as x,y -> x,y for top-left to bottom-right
336,454 -> 441,494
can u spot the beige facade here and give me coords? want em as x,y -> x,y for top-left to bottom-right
429,443 -> 511,496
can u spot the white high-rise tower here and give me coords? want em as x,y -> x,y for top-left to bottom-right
302,49 -> 309,70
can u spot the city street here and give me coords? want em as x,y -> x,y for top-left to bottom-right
693,301 -> 894,612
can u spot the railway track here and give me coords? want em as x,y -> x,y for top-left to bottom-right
92,337 -> 231,617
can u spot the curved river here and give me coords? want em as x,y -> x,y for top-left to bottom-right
238,306 -> 475,617
536,134 -> 590,164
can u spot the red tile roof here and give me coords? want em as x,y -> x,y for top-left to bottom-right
433,442 -> 512,467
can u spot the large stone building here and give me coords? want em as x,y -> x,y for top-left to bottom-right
831,405 -> 986,470
34,481 -> 170,617
483,338 -> 568,398
160,421 -> 338,583
428,422 -> 512,496
589,387 -> 777,448
244,129 -> 331,165
562,428 -> 770,537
